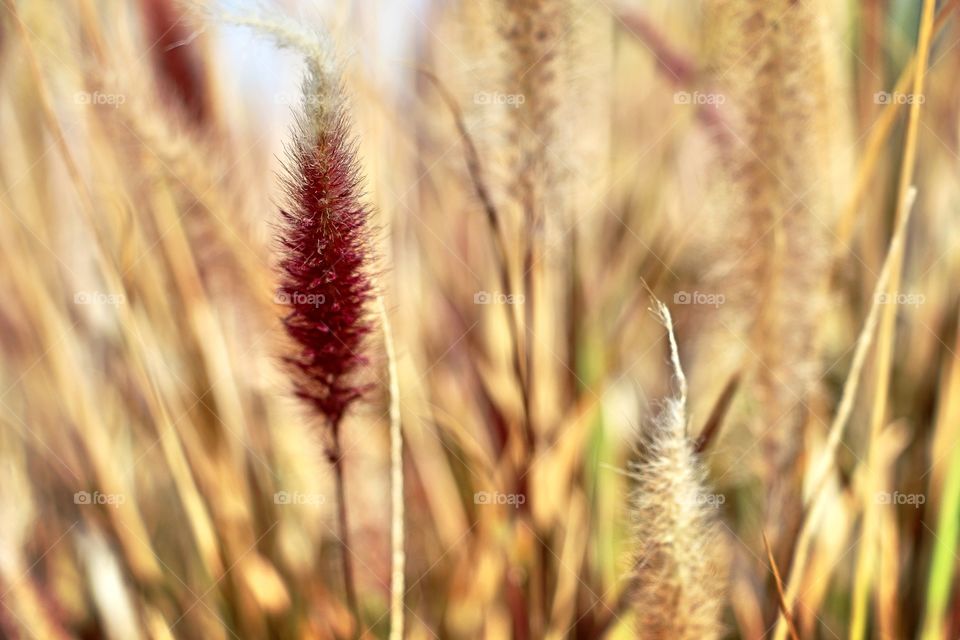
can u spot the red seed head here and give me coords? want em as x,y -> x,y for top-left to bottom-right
277,97 -> 374,430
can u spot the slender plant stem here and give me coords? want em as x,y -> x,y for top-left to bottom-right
763,533 -> 800,640
331,451 -> 362,637
379,298 -> 405,640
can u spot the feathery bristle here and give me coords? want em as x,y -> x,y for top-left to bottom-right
209,7 -> 379,431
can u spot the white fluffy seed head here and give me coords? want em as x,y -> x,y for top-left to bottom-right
628,301 -> 726,639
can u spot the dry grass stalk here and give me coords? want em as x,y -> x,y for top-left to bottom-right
379,297 -> 405,640
762,533 -> 799,640
850,2 -> 936,637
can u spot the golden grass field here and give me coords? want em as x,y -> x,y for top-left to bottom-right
1,0 -> 959,638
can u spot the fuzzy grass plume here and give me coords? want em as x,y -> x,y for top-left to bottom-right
213,6 -> 375,464
628,299 -> 725,639
703,0 -> 847,560
277,91 -> 374,435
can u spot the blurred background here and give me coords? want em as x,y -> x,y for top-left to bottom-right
0,0 -> 959,638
